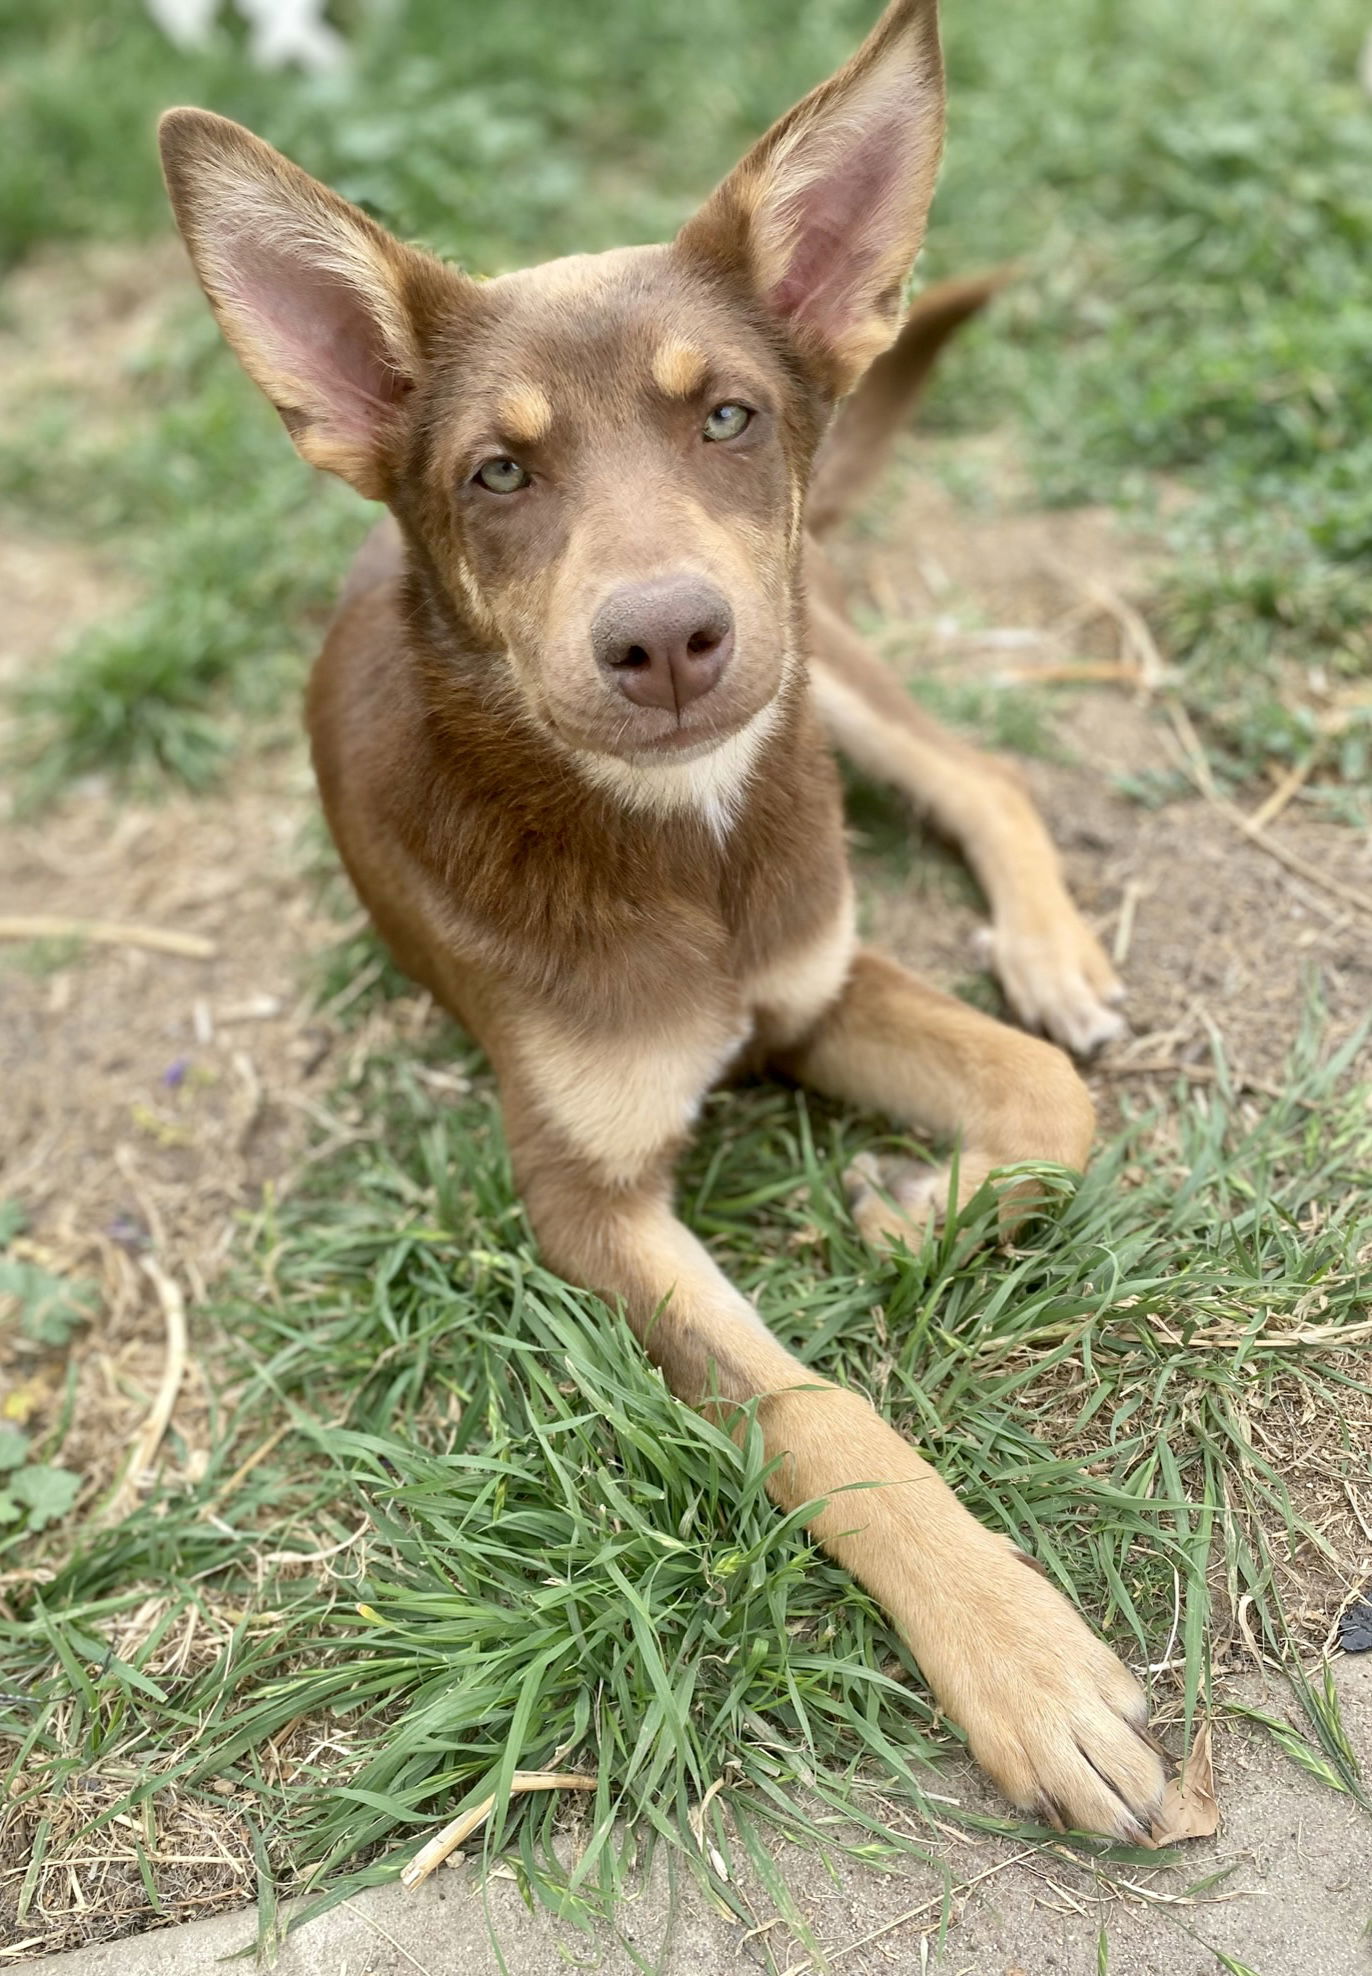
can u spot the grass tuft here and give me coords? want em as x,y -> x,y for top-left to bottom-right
3,1003 -> 1368,1955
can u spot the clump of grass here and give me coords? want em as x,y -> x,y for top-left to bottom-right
0,0 -> 873,274
3,1004 -> 1368,1958
3,322 -> 364,795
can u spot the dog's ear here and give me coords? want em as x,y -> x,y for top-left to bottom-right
677,0 -> 945,394
158,109 -> 463,499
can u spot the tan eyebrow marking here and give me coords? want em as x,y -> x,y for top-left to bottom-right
651,341 -> 708,398
495,383 -> 553,443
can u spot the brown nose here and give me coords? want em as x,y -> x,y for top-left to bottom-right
591,576 -> 734,712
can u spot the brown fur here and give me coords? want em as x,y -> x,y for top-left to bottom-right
805,267 -> 1015,534
159,0 -> 1164,1840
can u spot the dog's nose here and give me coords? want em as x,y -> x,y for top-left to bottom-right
591,577 -> 734,712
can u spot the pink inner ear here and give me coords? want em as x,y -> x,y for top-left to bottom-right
228,238 -> 410,441
767,110 -> 913,338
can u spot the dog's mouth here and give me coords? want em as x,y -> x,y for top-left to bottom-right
624,721 -> 741,760
544,694 -> 761,766
534,630 -> 795,770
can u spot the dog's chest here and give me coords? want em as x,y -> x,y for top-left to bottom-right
734,873 -> 856,1053
518,879 -> 855,1188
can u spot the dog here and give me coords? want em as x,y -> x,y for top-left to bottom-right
158,0 -> 1165,1841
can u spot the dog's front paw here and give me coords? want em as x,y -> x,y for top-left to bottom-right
974,917 -> 1126,1057
845,1150 -> 1067,1249
916,1541 -> 1166,1842
844,1150 -> 1000,1249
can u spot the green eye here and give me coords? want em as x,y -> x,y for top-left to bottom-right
703,402 -> 753,442
474,457 -> 531,493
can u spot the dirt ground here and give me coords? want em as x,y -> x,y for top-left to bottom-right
835,462 -> 1372,1100
2,252 -> 1370,1965
28,1662 -> 1372,1976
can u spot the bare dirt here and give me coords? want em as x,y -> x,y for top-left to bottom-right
32,1659 -> 1372,1976
2,251 -> 1369,1966
835,455 -> 1372,1103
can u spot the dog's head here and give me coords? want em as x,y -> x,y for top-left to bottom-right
159,0 -> 944,791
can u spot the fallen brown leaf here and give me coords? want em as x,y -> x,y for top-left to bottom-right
1152,1719 -> 1220,1842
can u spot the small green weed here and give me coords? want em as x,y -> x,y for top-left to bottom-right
0,1207 -> 97,1354
0,1206 -> 91,1540
0,934 -> 86,976
0,1426 -> 80,1535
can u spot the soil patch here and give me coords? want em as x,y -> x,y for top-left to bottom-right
835,459 -> 1372,1099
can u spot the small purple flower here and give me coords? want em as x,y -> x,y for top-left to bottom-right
163,1056 -> 190,1089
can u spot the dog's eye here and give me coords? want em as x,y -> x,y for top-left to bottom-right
474,457 -> 531,494
702,402 -> 753,442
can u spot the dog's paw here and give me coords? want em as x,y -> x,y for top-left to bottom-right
844,1150 -> 1000,1249
915,1541 -> 1167,1843
973,918 -> 1126,1058
845,1151 -> 1065,1249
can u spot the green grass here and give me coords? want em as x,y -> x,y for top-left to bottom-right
4,994 -> 1369,1961
2,0 -> 1369,796
928,0 -> 1372,783
1,316 -> 363,793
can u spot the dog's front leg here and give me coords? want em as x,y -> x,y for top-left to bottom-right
501,1072 -> 1163,1843
806,595 -> 1126,1057
780,945 -> 1101,1238
766,945 -> 1165,1830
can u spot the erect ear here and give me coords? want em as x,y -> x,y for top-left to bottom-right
677,0 -> 945,395
158,109 -> 463,500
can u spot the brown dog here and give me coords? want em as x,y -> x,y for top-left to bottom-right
159,0 -> 1164,1840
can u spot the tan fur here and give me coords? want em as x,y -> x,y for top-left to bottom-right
678,0 -> 945,390
159,0 -> 1166,1842
517,1006 -> 749,1186
158,109 -> 463,501
807,596 -> 1126,1054
502,1109 -> 1161,1845
780,947 -> 1095,1228
651,340 -> 708,397
743,876 -> 857,1048
806,268 -> 1014,534
495,382 -> 554,443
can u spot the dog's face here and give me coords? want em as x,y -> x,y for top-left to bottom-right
159,0 -> 944,780
397,245 -> 821,766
